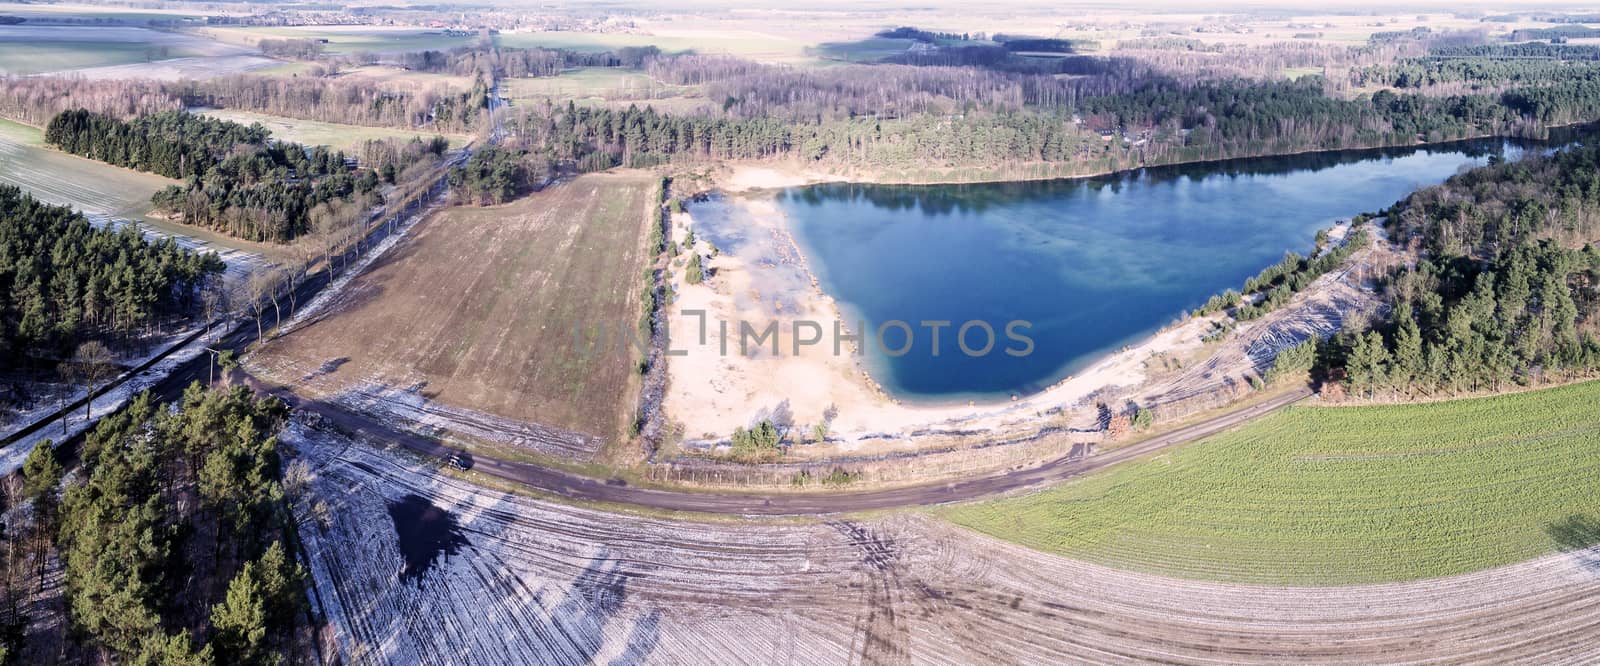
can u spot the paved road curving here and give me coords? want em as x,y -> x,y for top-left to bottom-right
281,384 -> 1314,516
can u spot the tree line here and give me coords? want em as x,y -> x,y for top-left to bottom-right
357,135 -> 452,184
257,37 -> 325,60
1194,226 -> 1371,322
0,74 -> 491,136
0,186 -> 224,366
1352,55 -> 1600,90
46,110 -> 377,243
184,74 -> 491,135
1429,42 -> 1600,59
388,44 -> 661,78
490,68 -> 1600,179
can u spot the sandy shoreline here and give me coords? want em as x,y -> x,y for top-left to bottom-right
658,168 -> 1224,451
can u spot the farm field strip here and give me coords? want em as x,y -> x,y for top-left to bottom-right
0,41 -> 199,75
0,118 -> 174,216
332,65 -> 477,91
285,418 -> 1600,665
0,119 -> 275,280
61,54 -> 280,81
492,29 -> 812,63
0,2 -> 214,23
942,379 -> 1600,585
193,25 -> 478,55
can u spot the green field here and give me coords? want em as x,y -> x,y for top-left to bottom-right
197,26 -> 477,55
194,109 -> 469,152
493,30 -> 811,62
0,40 -> 196,75
201,26 -> 814,63
941,380 -> 1600,585
0,3 -> 211,23
0,118 -> 176,216
810,37 -> 919,63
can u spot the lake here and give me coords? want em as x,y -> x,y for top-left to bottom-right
773,138 -> 1562,404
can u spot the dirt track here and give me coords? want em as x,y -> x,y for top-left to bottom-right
275,381 -> 1312,515
287,423 -> 1600,665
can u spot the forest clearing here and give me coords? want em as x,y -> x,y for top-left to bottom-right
247,172 -> 659,458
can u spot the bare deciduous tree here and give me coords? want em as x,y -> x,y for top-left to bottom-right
71,341 -> 115,421
244,271 -> 282,341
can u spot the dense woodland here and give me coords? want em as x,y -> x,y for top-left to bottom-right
0,384 -> 307,662
46,110 -> 377,242
0,186 -> 223,366
1316,146 -> 1600,397
1352,54 -> 1600,92
497,40 -> 1600,175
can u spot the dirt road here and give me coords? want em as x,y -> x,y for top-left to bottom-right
277,383 -> 1313,515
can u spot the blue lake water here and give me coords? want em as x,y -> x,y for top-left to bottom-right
774,139 -> 1555,404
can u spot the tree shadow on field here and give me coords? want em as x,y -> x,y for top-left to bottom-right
1545,514 -> 1600,571
387,493 -> 470,581
300,356 -> 349,382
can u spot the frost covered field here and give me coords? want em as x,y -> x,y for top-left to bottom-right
283,417 -> 1600,665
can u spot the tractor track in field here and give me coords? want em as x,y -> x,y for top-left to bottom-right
286,419 -> 1600,665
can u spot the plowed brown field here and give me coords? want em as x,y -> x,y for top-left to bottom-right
251,172 -> 657,457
